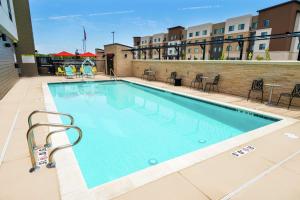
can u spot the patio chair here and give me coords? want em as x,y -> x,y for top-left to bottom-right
166,72 -> 177,84
56,66 -> 64,76
65,66 -> 75,79
277,84 -> 300,109
141,69 -> 149,79
190,73 -> 204,89
204,74 -> 220,92
83,65 -> 95,78
147,70 -> 156,81
247,79 -> 264,103
92,67 -> 97,74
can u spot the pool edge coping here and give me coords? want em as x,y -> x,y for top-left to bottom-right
42,79 -> 298,200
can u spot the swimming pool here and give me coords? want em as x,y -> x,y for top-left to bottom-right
48,80 -> 278,188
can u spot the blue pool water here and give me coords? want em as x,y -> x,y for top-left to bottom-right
48,81 -> 278,188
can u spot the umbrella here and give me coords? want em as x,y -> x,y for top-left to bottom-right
53,51 -> 75,57
79,52 -> 96,57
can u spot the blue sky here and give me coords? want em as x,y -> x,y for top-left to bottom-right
29,0 -> 286,54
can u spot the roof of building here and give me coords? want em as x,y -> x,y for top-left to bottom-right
258,0 -> 300,12
168,26 -> 185,30
104,43 -> 133,49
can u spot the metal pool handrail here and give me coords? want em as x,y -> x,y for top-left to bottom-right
26,110 -> 82,173
110,68 -> 118,80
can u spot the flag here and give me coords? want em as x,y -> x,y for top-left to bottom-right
83,27 -> 87,41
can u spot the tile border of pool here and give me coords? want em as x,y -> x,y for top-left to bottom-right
42,79 -> 298,200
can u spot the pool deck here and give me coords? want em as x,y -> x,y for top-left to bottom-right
0,75 -> 300,200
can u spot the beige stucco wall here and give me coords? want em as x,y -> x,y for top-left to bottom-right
132,60 -> 300,106
104,44 -> 133,77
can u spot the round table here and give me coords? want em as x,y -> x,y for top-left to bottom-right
265,83 -> 281,105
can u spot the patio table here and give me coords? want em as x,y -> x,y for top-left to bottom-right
265,83 -> 281,105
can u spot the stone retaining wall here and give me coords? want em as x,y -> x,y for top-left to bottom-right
132,60 -> 300,106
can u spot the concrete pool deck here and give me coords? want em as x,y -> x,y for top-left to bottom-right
0,75 -> 299,200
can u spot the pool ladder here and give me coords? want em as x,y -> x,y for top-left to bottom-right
27,110 -> 83,173
110,68 -> 118,80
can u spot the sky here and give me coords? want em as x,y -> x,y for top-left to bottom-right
29,0 -> 287,54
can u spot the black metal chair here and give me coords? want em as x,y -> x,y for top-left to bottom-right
204,74 -> 220,92
247,79 -> 264,103
141,69 -> 149,79
277,84 -> 300,109
166,72 -> 177,84
190,73 -> 204,89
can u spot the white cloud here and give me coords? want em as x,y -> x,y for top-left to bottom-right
88,10 -> 135,16
48,14 -> 82,20
179,5 -> 221,10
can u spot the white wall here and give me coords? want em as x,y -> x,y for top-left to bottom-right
253,28 -> 272,53
187,23 -> 213,39
167,40 -> 181,56
0,0 -> 18,41
225,15 -> 252,35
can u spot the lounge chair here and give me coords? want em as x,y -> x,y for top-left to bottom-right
277,84 -> 300,109
247,79 -> 264,103
167,72 -> 177,84
65,66 -> 75,79
204,74 -> 220,92
56,66 -> 64,76
190,73 -> 204,89
83,65 -> 94,78
92,67 -> 97,74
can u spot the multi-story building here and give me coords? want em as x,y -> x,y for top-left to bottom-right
0,0 -> 18,99
0,0 -> 37,99
186,23 -> 212,60
210,22 -> 225,60
140,36 -> 152,59
133,36 -> 141,59
253,0 -> 300,60
167,26 -> 185,60
132,0 -> 300,61
152,33 -> 166,59
223,15 -> 254,60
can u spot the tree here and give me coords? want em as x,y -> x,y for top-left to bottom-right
265,48 -> 271,60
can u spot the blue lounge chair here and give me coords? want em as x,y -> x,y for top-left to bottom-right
83,65 -> 94,78
65,66 -> 75,79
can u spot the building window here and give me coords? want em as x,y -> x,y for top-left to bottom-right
263,19 -> 270,28
297,43 -> 300,50
218,47 -> 222,52
6,0 -> 12,21
228,36 -> 233,39
227,45 -> 232,51
213,47 -> 217,53
158,38 -> 161,42
195,31 -> 199,36
252,22 -> 258,30
202,30 -> 207,35
236,46 -> 240,51
261,32 -> 268,37
154,39 -> 157,42
229,25 -> 235,32
189,33 -> 193,38
237,35 -> 243,39
259,43 -> 266,50
194,48 -> 199,53
169,50 -> 173,54
202,39 -> 206,42
238,24 -> 245,30
221,28 -> 225,34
